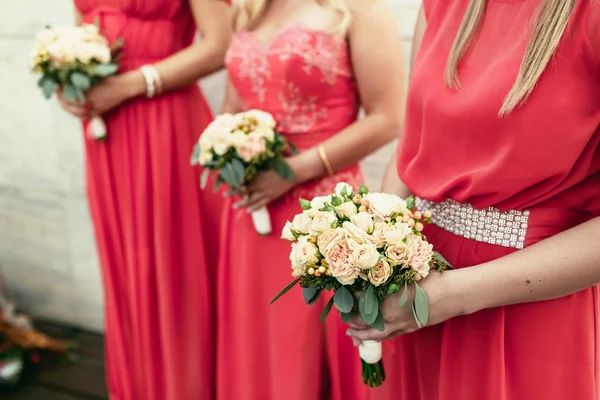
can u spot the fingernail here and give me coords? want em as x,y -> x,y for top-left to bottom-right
346,330 -> 352,336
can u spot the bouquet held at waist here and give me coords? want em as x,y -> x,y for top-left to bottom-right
271,182 -> 448,387
30,22 -> 123,141
191,110 -> 297,235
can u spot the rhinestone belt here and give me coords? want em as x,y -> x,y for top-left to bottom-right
415,198 -> 530,249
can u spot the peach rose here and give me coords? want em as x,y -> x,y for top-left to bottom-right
353,243 -> 380,270
326,239 -> 360,285
385,242 -> 409,267
290,236 -> 319,277
368,259 -> 392,286
370,222 -> 393,248
406,235 -> 433,279
237,132 -> 266,162
317,228 -> 346,257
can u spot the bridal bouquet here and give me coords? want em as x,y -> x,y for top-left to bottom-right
30,23 -> 123,141
191,110 -> 296,235
271,183 -> 447,387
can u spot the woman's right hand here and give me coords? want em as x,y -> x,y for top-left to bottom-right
56,89 -> 90,119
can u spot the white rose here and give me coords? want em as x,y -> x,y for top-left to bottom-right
335,201 -> 358,219
198,150 -> 213,165
291,212 -> 312,235
91,44 -> 111,64
281,221 -> 297,242
309,211 -> 337,236
212,134 -> 231,156
352,243 -> 380,270
310,195 -> 332,210
290,236 -> 319,277
247,109 -> 277,129
253,126 -> 275,141
371,222 -> 392,248
228,130 -> 248,150
334,182 -> 354,197
341,221 -> 373,245
364,193 -> 407,221
350,212 -> 375,234
383,223 -> 412,245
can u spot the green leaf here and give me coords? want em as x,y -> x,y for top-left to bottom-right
213,177 -> 223,193
341,312 -> 352,323
387,283 -> 400,296
269,277 -> 301,305
358,287 -> 378,325
70,72 -> 91,91
433,251 -> 452,269
406,196 -> 416,211
302,287 -> 319,304
359,184 -> 369,195
190,143 -> 200,165
230,158 -> 246,187
200,169 -> 210,189
299,198 -> 311,210
333,286 -> 354,313
331,196 -> 343,207
219,163 -> 236,188
289,142 -> 299,155
371,309 -> 385,332
413,283 -> 429,327
412,301 -> 422,329
92,63 -> 119,77
38,76 -> 55,99
308,289 -> 323,305
270,158 -> 296,182
398,283 -> 409,308
63,84 -> 78,102
319,296 -> 335,322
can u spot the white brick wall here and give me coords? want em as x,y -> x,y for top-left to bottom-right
0,0 -> 420,331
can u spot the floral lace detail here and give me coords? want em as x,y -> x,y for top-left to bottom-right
290,168 -> 364,201
276,82 -> 328,133
225,37 -> 272,103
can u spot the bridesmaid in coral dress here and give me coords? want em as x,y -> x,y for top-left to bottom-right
56,1 -> 230,398
215,0 -> 405,398
347,1 -> 600,399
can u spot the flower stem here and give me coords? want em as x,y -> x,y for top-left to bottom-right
361,359 -> 386,388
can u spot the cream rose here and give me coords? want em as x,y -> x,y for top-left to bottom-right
290,236 -> 319,277
335,201 -> 358,219
406,235 -> 433,279
334,182 -> 354,197
352,243 -> 380,270
342,221 -> 373,245
385,242 -> 409,266
350,212 -> 374,234
383,222 -> 412,245
247,109 -> 277,129
368,259 -> 393,286
291,212 -> 312,235
363,193 -> 407,221
326,239 -> 360,285
228,130 -> 248,150
310,195 -> 332,210
198,150 -> 213,165
237,132 -> 266,162
281,221 -> 297,242
309,211 -> 337,236
370,222 -> 393,248
317,228 -> 346,257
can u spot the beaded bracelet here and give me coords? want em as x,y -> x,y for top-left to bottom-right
140,65 -> 163,98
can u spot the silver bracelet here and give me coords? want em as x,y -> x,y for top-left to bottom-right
140,65 -> 162,98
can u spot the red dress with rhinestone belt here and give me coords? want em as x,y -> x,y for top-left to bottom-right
372,1 -> 600,399
216,24 -> 369,400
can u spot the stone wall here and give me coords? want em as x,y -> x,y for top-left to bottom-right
0,0 -> 419,331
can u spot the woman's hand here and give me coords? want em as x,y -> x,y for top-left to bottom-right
233,169 -> 296,212
57,90 -> 90,119
86,71 -> 145,116
347,270 -> 463,343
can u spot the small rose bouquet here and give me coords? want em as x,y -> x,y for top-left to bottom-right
271,183 -> 448,387
190,110 -> 297,235
30,23 -> 123,141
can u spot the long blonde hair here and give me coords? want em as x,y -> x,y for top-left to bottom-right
445,0 -> 576,115
232,0 -> 352,35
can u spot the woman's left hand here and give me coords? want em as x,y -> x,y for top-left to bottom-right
233,169 -> 296,212
346,270 -> 463,343
86,71 -> 145,116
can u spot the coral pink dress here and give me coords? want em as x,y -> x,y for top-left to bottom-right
75,1 -> 222,399
373,1 -> 600,399
216,24 -> 369,400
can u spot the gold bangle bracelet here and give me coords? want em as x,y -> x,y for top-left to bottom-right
317,144 -> 334,176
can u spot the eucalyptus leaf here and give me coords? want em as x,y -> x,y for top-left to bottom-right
200,169 -> 210,189
219,164 -> 236,188
319,296 -> 335,322
333,286 -> 354,313
230,158 -> 246,187
358,288 -> 378,325
341,312 -> 352,323
38,76 -> 55,99
269,277 -> 301,305
63,84 -> 78,102
364,285 -> 377,315
190,143 -> 200,165
414,283 -> 429,327
370,309 -> 385,332
70,72 -> 91,91
271,158 -> 296,182
92,63 -> 119,77
212,177 -> 223,193
398,283 -> 409,308
412,302 -> 422,329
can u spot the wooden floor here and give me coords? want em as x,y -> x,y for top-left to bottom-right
0,323 -> 108,400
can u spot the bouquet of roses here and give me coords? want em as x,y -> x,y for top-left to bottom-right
271,183 -> 447,387
30,23 -> 123,141
190,110 -> 297,235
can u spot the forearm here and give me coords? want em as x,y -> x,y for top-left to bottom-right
291,114 -> 401,183
380,153 -> 412,197
450,217 -> 600,314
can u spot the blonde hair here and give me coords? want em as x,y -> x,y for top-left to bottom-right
232,0 -> 352,35
445,0 -> 576,116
